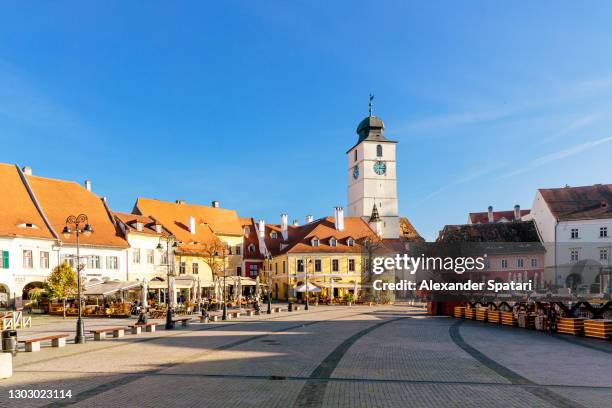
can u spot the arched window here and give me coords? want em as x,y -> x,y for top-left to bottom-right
376,144 -> 383,157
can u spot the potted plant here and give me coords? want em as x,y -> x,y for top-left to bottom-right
343,292 -> 355,307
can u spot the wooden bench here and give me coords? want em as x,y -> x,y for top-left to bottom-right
272,307 -> 281,313
293,306 -> 300,311
172,317 -> 192,327
228,311 -> 241,319
246,310 -> 255,317
18,333 -> 69,352
89,326 -> 125,341
210,315 -> 219,322
199,315 -> 210,323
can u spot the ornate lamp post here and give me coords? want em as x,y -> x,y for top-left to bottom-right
62,214 -> 93,344
266,253 -> 272,314
304,259 -> 310,311
222,252 -> 228,321
157,235 -> 177,330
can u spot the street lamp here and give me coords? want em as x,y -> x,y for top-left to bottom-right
157,235 -> 177,330
222,250 -> 228,321
305,259 -> 310,311
266,253 -> 272,314
62,214 -> 93,344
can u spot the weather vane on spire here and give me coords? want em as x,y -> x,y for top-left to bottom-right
368,93 -> 374,116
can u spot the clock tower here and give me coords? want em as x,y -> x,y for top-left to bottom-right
346,104 -> 399,239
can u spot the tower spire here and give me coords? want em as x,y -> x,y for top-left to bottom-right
368,93 -> 374,116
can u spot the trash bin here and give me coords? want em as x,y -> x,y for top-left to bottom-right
288,302 -> 293,312
2,330 -> 17,356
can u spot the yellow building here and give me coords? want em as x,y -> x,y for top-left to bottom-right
133,198 -> 245,299
257,209 -> 378,302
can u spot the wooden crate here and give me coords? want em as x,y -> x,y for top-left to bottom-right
465,308 -> 476,320
584,319 -> 612,340
519,314 -> 536,329
488,310 -> 501,324
501,311 -> 516,326
454,307 -> 465,318
475,308 -> 488,322
557,318 -> 584,336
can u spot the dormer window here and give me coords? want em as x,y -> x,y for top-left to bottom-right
248,244 -> 256,253
270,231 -> 278,239
135,222 -> 144,232
346,237 -> 355,247
330,237 -> 337,247
18,223 -> 39,229
311,237 -> 320,247
244,226 -> 251,236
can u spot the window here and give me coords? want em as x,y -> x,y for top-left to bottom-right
133,249 -> 141,264
501,259 -> 508,269
274,263 -> 278,274
348,259 -> 355,272
88,255 -> 101,269
248,244 -> 256,253
282,261 -> 286,274
570,228 -> 579,239
271,231 -> 278,239
40,251 -> 49,269
600,248 -> 608,261
601,227 -> 608,238
0,250 -> 8,269
297,259 -> 304,272
311,237 -> 320,247
249,264 -> 258,277
531,258 -> 537,268
107,256 -> 119,270
61,254 -> 76,269
329,238 -> 337,247
179,262 -> 186,274
235,245 -> 241,255
22,250 -> 33,268
376,144 -> 383,157
192,263 -> 199,274
147,249 -> 154,264
332,259 -> 339,272
161,252 -> 168,265
570,248 -> 579,262
314,259 -> 322,272
517,259 -> 524,268
237,266 -> 242,276
244,226 -> 250,235
347,238 -> 354,247
354,150 -> 357,162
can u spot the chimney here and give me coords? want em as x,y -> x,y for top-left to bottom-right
22,166 -> 32,175
176,200 -> 185,204
135,222 -> 144,232
154,224 -> 163,234
306,215 -> 314,224
334,206 -> 345,231
514,204 -> 521,221
189,216 -> 196,234
258,219 -> 265,239
280,213 -> 288,240
211,200 -> 220,208
487,206 -> 494,223
292,219 -> 299,227
85,180 -> 91,191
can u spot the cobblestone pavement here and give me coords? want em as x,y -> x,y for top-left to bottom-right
0,305 -> 610,408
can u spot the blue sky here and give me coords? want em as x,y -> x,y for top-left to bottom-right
1,2 -> 612,240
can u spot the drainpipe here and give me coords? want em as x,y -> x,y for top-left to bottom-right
554,220 -> 559,288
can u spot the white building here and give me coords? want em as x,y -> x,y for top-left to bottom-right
346,111 -> 400,239
0,163 -> 130,309
529,184 -> 612,292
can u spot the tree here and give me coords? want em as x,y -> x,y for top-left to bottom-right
45,261 -> 78,319
200,236 -> 230,302
359,235 -> 385,302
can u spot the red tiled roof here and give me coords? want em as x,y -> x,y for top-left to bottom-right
113,212 -> 168,237
469,210 -> 530,224
539,184 -> 612,221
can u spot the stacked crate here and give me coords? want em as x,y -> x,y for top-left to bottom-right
488,310 -> 501,324
454,306 -> 465,318
556,318 -> 585,336
465,308 -> 476,320
501,311 -> 516,326
475,308 -> 488,322
583,319 -> 612,340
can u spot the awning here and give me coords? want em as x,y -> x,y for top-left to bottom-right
224,276 -> 257,286
146,277 -> 215,289
84,281 -> 142,296
313,281 -> 360,289
295,283 -> 321,293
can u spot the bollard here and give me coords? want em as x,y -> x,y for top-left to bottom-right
288,302 -> 293,312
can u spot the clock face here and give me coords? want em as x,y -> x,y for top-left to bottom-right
374,161 -> 387,175
353,165 -> 359,179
